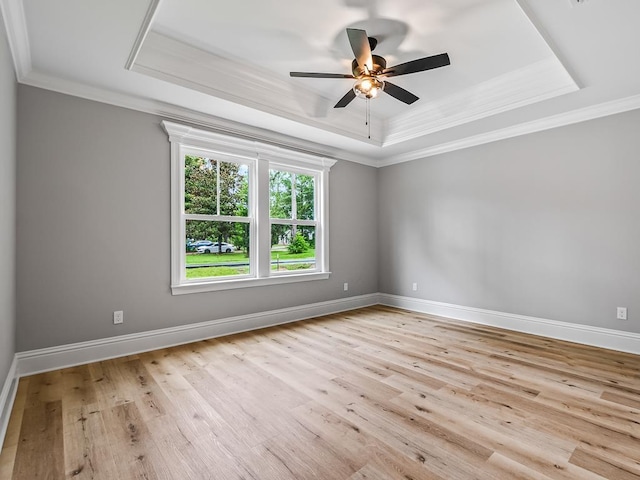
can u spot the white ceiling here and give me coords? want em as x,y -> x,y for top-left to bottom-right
2,0 -> 640,166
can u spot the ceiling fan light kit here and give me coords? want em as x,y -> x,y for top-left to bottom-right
353,77 -> 385,99
290,27 -> 451,109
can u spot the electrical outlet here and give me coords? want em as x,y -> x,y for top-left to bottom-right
343,282 -> 349,291
412,282 -> 418,291
113,310 -> 124,325
617,307 -> 627,320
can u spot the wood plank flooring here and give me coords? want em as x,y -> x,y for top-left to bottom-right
1,305 -> 640,479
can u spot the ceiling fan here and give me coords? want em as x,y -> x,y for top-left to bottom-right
290,28 -> 450,109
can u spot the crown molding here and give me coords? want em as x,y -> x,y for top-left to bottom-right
124,0 -> 162,70
20,70 -> 640,170
378,92 -> 640,167
10,4 -> 639,171
0,0 -> 31,80
162,119 -> 337,170
17,70 -> 640,171
20,70 -> 378,167
383,57 -> 578,146
132,30 -> 384,146
132,33 -> 580,153
514,0 -> 584,90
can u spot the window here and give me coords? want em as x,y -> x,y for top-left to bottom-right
185,155 -> 251,279
270,168 -> 317,273
163,121 -> 335,294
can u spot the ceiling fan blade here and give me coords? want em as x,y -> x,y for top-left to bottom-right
334,89 -> 357,108
290,72 -> 355,79
382,53 -> 450,78
383,81 -> 419,105
346,28 -> 373,72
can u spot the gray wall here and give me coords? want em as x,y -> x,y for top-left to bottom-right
16,82 -> 640,352
16,85 -> 378,351
0,18 -> 16,384
379,109 -> 640,333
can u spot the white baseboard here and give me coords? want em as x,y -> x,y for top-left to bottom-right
379,294 -> 640,355
13,293 -> 640,379
4,293 -> 640,450
15,294 -> 379,377
0,356 -> 18,451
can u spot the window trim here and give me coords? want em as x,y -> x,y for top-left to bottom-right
163,120 -> 335,295
269,165 -> 321,278
181,149 -> 255,283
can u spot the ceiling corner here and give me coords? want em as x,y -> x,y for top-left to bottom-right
125,0 -> 162,71
0,0 -> 31,80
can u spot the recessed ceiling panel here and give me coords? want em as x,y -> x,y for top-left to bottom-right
19,0 -> 638,166
133,0 -> 577,145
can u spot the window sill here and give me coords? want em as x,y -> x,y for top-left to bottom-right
171,271 -> 331,295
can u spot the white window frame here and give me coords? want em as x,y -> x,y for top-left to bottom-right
163,120 -> 335,295
269,163 -> 322,277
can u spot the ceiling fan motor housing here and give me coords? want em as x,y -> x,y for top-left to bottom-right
352,55 -> 387,77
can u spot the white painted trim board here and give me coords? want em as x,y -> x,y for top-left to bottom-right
3,293 -> 640,451
379,294 -> 640,355
0,357 -> 18,452
15,294 -> 379,377
0,294 -> 377,450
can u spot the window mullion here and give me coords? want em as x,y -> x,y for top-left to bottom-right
316,170 -> 328,271
256,156 -> 271,278
185,214 -> 249,223
216,159 -> 221,216
174,144 -> 186,286
291,173 -> 297,220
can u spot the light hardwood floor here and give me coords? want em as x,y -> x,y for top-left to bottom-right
1,306 -> 640,479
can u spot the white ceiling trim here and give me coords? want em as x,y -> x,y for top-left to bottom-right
379,92 -> 640,167
0,0 -> 30,80
4,0 -> 640,170
514,0 -> 583,90
19,69 -> 376,166
132,31 -> 384,146
383,57 -> 578,146
17,69 -> 640,170
132,27 -> 579,150
124,0 -> 162,71
162,119 -> 337,170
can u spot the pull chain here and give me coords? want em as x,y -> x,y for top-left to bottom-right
366,97 -> 371,139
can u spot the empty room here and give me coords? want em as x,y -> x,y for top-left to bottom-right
1,0 -> 639,478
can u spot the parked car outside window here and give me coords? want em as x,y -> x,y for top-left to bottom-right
187,240 -> 214,252
196,242 -> 236,254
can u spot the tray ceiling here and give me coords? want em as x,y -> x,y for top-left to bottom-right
2,0 -> 640,165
